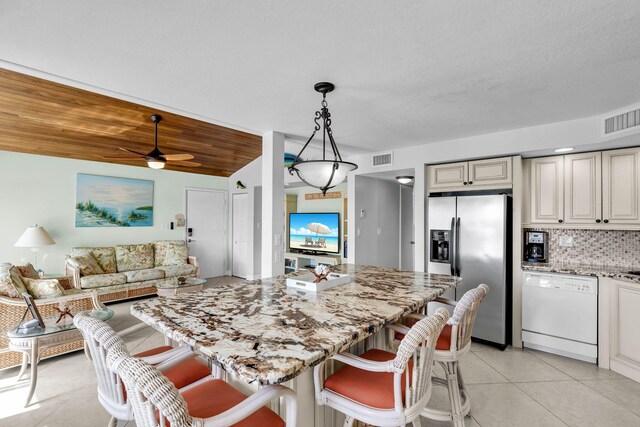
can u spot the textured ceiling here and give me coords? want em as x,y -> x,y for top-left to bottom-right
1,1 -> 639,152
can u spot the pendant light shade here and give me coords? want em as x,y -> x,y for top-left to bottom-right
289,82 -> 357,194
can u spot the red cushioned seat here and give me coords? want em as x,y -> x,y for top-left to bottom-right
124,347 -> 211,397
323,349 -> 413,410
173,379 -> 285,427
394,323 -> 452,351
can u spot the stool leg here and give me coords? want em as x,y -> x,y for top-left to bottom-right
342,415 -> 354,427
446,361 -> 465,427
411,418 -> 422,427
457,362 -> 469,416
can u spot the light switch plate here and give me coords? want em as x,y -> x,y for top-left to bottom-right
559,235 -> 574,247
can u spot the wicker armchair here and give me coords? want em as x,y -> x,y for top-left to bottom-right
0,290 -> 101,370
74,315 -> 213,427
390,284 -> 490,427
314,308 -> 449,427
106,345 -> 297,427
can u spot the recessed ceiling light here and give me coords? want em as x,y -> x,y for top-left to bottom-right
554,147 -> 574,153
396,176 -> 414,184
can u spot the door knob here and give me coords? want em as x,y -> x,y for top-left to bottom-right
188,239 -> 196,243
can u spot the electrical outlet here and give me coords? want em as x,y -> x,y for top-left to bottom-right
559,235 -> 574,247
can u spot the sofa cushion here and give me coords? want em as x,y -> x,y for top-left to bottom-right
0,274 -> 22,299
67,255 -> 105,276
21,277 -> 65,299
7,266 -> 28,296
156,264 -> 197,278
80,273 -> 127,289
154,241 -> 188,267
115,244 -> 154,272
70,247 -> 117,274
15,263 -> 39,279
123,268 -> 165,283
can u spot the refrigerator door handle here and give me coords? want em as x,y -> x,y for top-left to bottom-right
450,217 -> 456,276
456,217 -> 461,276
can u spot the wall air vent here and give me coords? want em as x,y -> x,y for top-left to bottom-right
602,102 -> 640,138
372,152 -> 393,167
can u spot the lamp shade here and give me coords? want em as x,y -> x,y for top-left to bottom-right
294,160 -> 357,190
15,225 -> 56,247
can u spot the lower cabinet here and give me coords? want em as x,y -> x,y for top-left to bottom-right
599,278 -> 640,382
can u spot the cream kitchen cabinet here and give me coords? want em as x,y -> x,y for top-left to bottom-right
602,147 -> 640,225
599,277 -> 640,383
428,157 -> 512,192
527,147 -> 640,228
530,156 -> 564,224
564,152 -> 602,224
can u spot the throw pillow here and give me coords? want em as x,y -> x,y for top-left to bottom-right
8,266 -> 28,295
16,263 -> 39,279
154,241 -> 188,266
67,255 -> 104,276
69,247 -> 117,274
21,277 -> 65,299
0,275 -> 22,298
115,243 -> 154,272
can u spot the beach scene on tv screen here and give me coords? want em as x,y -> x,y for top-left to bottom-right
290,213 -> 339,253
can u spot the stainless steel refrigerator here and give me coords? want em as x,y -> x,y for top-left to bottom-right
427,194 -> 511,348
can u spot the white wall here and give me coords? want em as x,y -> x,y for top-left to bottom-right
354,176 -> 401,268
0,151 -> 228,273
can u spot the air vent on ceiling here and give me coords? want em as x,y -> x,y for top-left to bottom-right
372,152 -> 393,167
602,103 -> 640,138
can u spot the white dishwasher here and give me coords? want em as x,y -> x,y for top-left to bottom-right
522,272 -> 598,363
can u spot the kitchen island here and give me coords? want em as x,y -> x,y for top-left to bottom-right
131,264 -> 460,426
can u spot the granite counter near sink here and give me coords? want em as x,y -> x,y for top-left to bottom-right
522,262 -> 640,285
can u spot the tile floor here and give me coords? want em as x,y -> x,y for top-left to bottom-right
1,276 -> 639,427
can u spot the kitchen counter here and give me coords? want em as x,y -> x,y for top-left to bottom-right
131,264 -> 459,385
522,262 -> 640,284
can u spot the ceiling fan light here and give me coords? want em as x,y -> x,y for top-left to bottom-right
147,160 -> 165,169
396,176 -> 414,184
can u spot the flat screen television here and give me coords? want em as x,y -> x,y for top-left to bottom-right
289,212 -> 340,254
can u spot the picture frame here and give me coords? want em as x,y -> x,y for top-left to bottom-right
19,292 -> 45,329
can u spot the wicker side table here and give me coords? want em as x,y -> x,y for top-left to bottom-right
6,308 -> 113,407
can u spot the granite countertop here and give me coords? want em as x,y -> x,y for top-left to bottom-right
131,264 -> 460,385
522,262 -> 640,284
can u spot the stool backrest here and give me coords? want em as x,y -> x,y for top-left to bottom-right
393,307 -> 449,411
73,315 -> 131,420
107,345 -> 192,427
451,283 -> 489,351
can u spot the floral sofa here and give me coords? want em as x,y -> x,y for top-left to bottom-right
65,240 -> 199,303
0,263 -> 101,370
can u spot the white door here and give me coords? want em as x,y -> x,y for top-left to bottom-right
232,193 -> 249,278
185,189 -> 226,278
400,185 -> 414,270
564,152 -> 602,225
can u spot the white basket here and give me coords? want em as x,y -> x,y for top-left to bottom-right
286,273 -> 351,292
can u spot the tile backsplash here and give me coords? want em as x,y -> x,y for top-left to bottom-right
525,228 -> 640,268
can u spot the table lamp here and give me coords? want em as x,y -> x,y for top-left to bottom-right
14,225 -> 56,269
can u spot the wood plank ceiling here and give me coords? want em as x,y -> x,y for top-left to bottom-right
0,68 -> 262,177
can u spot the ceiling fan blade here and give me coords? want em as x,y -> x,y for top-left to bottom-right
118,147 -> 147,157
170,160 -> 201,167
161,153 -> 194,161
101,156 -> 146,161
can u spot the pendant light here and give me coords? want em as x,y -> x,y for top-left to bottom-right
288,82 -> 357,194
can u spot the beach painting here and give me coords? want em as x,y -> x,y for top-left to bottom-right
75,174 -> 154,227
289,213 -> 340,253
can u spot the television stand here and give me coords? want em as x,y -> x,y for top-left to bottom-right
284,252 -> 341,274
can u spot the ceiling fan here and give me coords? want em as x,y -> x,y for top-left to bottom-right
103,114 -> 201,169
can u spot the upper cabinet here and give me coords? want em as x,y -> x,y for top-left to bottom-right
602,148 -> 640,224
525,147 -> 640,228
428,157 -> 512,192
530,157 -> 564,224
564,152 -> 602,224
